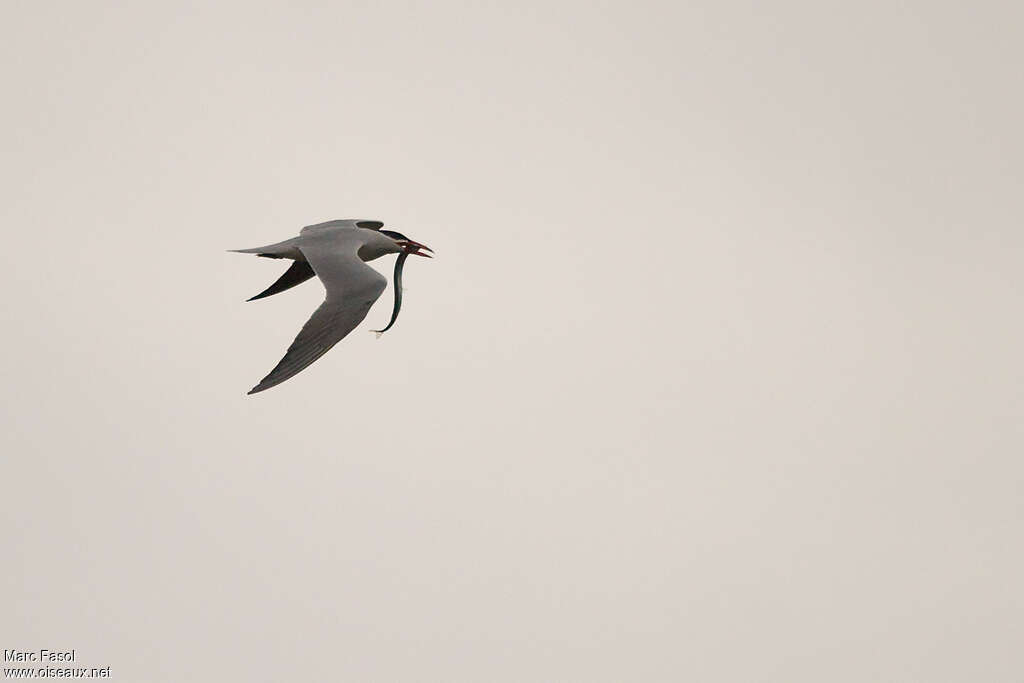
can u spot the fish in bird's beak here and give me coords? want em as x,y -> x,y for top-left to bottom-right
373,236 -> 432,337
398,239 -> 433,258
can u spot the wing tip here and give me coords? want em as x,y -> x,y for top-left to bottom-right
247,380 -> 274,395
247,369 -> 291,395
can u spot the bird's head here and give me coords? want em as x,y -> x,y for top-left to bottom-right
380,229 -> 433,258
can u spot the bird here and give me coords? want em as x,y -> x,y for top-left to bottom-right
231,219 -> 432,394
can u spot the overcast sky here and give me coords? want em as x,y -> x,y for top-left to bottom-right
2,1 -> 1022,680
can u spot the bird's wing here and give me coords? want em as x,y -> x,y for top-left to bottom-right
248,232 -> 387,394
300,219 -> 351,235
301,219 -> 384,234
246,260 -> 316,301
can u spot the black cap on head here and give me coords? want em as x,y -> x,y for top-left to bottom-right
380,229 -> 409,241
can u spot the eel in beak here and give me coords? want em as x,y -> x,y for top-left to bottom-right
372,252 -> 408,338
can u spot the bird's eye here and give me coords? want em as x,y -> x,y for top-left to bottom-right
356,221 -> 384,229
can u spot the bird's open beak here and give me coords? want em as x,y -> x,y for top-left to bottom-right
400,239 -> 434,258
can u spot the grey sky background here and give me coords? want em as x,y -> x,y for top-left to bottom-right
2,1 -> 1022,680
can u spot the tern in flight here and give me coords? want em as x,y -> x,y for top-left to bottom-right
231,219 -> 432,394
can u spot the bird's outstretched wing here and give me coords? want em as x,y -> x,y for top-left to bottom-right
248,233 -> 387,394
300,219 -> 350,235
300,219 -> 383,235
247,260 -> 316,301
